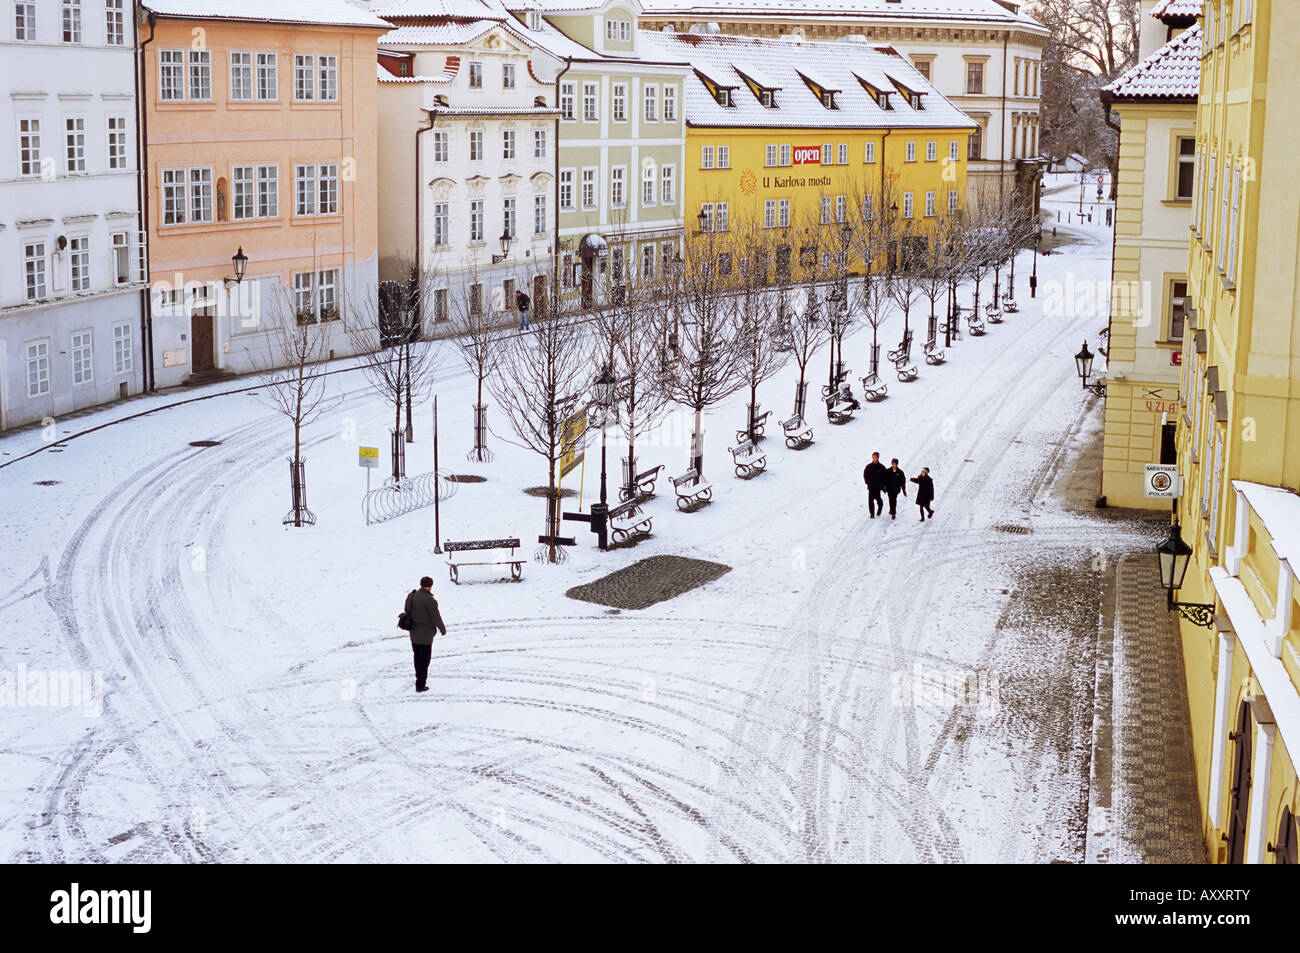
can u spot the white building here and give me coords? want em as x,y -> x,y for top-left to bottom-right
375,0 -> 564,323
0,0 -> 146,431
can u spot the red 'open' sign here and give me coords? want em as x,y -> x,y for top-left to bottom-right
792,146 -> 823,165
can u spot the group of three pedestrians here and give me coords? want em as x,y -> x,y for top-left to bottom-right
862,452 -> 935,522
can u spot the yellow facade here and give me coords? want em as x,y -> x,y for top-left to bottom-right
1175,0 -> 1300,863
684,125 -> 970,271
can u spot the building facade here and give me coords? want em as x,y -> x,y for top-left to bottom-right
0,0 -> 146,431
1097,1 -> 1200,509
639,0 -> 1045,210
139,0 -> 386,389
1175,0 -> 1300,862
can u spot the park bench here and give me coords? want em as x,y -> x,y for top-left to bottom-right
924,340 -> 946,365
967,312 -> 986,336
618,463 -> 665,502
608,498 -> 652,544
728,439 -> 768,478
895,359 -> 919,382
887,332 -> 914,365
820,366 -> 852,400
1001,294 -> 1019,314
671,469 -> 713,509
825,389 -> 858,424
735,409 -> 772,443
860,373 -> 888,402
985,301 -> 1004,324
781,415 -> 814,449
892,344 -> 918,383
444,537 -> 524,584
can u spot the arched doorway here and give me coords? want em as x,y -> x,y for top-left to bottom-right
1275,807 -> 1298,865
1226,701 -> 1253,864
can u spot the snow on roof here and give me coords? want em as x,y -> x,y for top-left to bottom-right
1105,24 -> 1200,102
1233,481 -> 1300,567
376,0 -> 503,16
640,0 -> 1044,31
141,0 -> 390,27
1150,0 -> 1202,19
380,21 -> 500,44
640,30 -> 975,130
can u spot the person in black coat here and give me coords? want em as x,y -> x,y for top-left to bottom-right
910,467 -> 935,521
515,289 -> 531,331
862,451 -> 887,518
885,458 -> 907,519
404,576 -> 447,693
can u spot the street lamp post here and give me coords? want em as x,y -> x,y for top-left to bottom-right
591,367 -> 616,550
492,229 -> 512,265
1030,226 -> 1041,298
1074,340 -> 1106,396
1156,521 -> 1217,627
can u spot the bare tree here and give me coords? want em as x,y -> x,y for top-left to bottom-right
730,212 -> 784,443
255,282 -> 340,526
448,264 -> 500,463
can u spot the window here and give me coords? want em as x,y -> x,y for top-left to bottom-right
926,141 -> 937,162
61,0 -> 79,42
560,82 -> 575,120
468,62 -> 482,88
718,145 -> 729,169
1176,137 -> 1195,200
230,51 -> 253,100
968,125 -> 982,160
232,165 -> 255,220
766,144 -> 778,167
162,168 -> 186,223
764,199 -> 776,229
470,282 -> 483,316
925,190 -> 936,217
105,0 -> 124,45
503,129 -> 516,160
1169,280 -> 1187,341
905,141 -> 917,162
778,198 -> 790,227
190,167 -> 213,222
914,59 -> 931,81
701,145 -> 714,169
15,1 -> 35,40
838,143 -> 848,165
863,193 -> 874,220
1217,162 -> 1229,269
469,129 -> 483,161
821,91 -> 835,109
160,50 -> 184,101
257,164 -> 278,217
716,202 -> 730,231
534,194 -> 547,235
821,143 -> 832,165
642,244 -> 655,281
318,163 -> 338,214
293,270 -> 339,322
966,61 -> 984,94
433,130 -> 448,162
318,55 -> 337,101
611,166 -> 625,207
113,323 -> 132,374
1192,147 -> 1202,225
71,330 -> 93,385
294,54 -> 314,100
835,195 -> 847,223
864,141 -> 875,163
111,231 -> 131,283
821,196 -> 832,224
1208,430 -> 1224,542
660,164 -> 675,205
26,340 -> 49,397
256,53 -> 277,100
503,63 -> 515,89
581,168 -> 596,208
948,189 -> 959,214
642,84 -> 658,122
642,164 -> 655,206
189,49 -> 211,100
503,197 -> 516,239
433,287 -> 449,323
582,82 -> 597,121
663,85 -> 676,121
950,140 -> 960,161
1227,167 -> 1241,282
433,202 -> 449,245
903,191 -> 913,218
469,199 -> 483,241
294,164 -> 316,216
780,144 -> 791,167
700,202 -> 713,232
533,128 -> 546,158
71,239 -> 91,290
1205,154 -> 1215,238
107,116 -> 127,169
64,117 -> 85,173
612,83 -> 627,121
559,169 -> 574,209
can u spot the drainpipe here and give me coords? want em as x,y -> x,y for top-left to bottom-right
415,107 -> 434,317
136,9 -> 157,391
999,33 -> 1008,202
553,57 -> 572,317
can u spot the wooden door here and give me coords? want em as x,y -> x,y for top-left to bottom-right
191,310 -> 215,372
1226,701 -> 1252,864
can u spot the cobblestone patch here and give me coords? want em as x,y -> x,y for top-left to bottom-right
566,555 -> 732,610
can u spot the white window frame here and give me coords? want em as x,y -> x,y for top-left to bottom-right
256,53 -> 278,101
905,141 -> 917,162
926,140 -> 937,162
581,167 -> 597,209
837,142 -> 848,165
15,0 -> 36,41
469,198 -> 484,242
644,83 -> 658,122
294,164 -> 316,216
612,83 -> 627,122
232,164 -> 255,220
159,49 -> 184,101
68,235 -> 89,291
433,202 -> 449,245
70,329 -> 93,386
582,82 -> 598,122
718,145 -> 729,169
780,144 -> 791,167
701,145 -> 714,170
26,339 -> 50,397
256,164 -> 278,218
534,128 -> 547,159
865,141 -> 876,164
294,54 -> 315,101
60,0 -> 80,43
1227,166 -> 1241,282
534,194 -> 547,235
318,55 -> 338,102
433,129 -> 449,163
230,51 -> 253,101
105,0 -> 124,45
764,199 -> 776,229
64,115 -> 85,174
610,165 -> 626,208
663,85 -> 677,121
778,198 -> 790,228
107,115 -> 128,170
925,190 -> 936,217
113,322 -> 132,374
560,82 -> 575,121
766,144 -> 778,167
660,163 -> 675,205
502,128 -> 516,160
903,191 -> 914,219
188,49 -> 211,101
559,168 -> 575,210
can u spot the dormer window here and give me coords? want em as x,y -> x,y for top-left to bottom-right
695,68 -> 737,108
527,10 -> 541,30
797,70 -> 841,111
909,92 -> 924,109
716,88 -> 732,106
760,89 -> 773,108
821,91 -> 836,109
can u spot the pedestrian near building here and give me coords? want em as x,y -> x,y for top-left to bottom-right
516,289 -> 531,331
403,576 -> 447,693
910,467 -> 935,521
885,458 -> 907,519
863,451 -> 887,518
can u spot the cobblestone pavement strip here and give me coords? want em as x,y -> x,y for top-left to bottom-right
567,556 -> 733,611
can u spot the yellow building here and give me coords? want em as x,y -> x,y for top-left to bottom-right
1172,0 -> 1300,862
639,30 -> 973,265
1098,1 -> 1200,509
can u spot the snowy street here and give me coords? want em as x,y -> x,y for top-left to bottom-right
0,187 -> 1152,863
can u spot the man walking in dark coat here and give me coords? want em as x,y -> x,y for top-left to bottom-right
404,576 -> 447,693
885,458 -> 907,519
515,289 -> 531,331
910,467 -> 936,521
862,451 -> 887,518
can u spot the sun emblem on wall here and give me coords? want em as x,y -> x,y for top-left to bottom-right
739,169 -> 757,195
